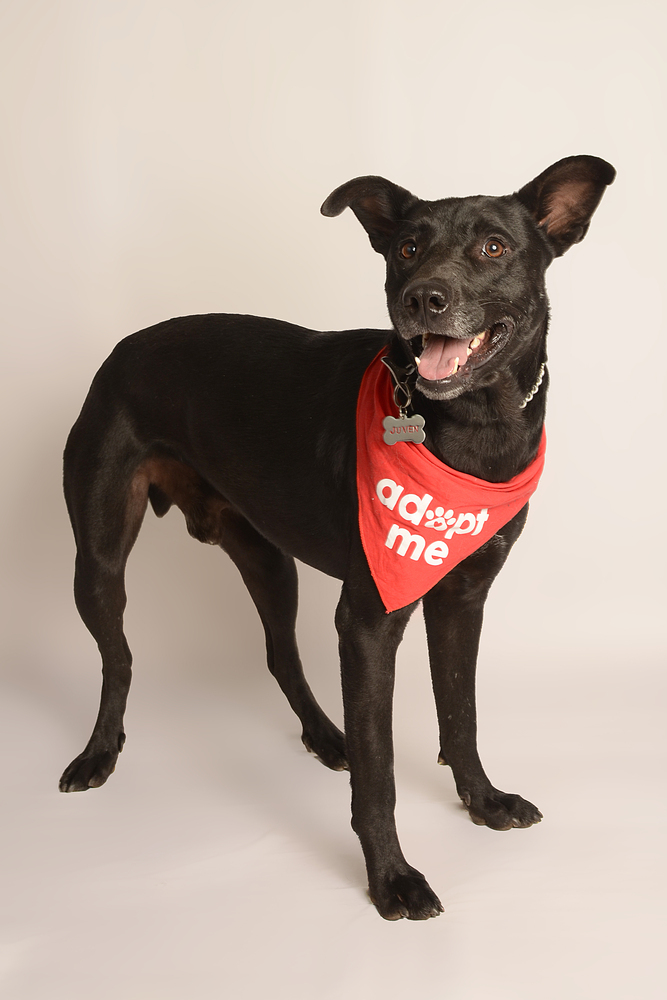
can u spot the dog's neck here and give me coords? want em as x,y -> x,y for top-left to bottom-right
387,338 -> 548,483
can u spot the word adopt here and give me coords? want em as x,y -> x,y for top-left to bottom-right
376,477 -> 489,566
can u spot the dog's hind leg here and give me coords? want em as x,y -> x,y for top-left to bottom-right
422,514 -> 543,830
217,510 -> 348,771
59,416 -> 150,792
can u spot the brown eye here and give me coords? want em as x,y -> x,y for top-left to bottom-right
400,241 -> 417,259
483,239 -> 506,258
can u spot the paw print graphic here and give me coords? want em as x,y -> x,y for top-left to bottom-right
423,507 -> 456,531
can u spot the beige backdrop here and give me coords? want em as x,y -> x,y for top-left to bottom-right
1,2 -> 665,998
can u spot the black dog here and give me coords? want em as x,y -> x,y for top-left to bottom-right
60,156 -> 614,920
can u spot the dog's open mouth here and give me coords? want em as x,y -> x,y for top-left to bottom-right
412,322 -> 511,384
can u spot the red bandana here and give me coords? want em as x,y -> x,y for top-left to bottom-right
356,353 -> 546,613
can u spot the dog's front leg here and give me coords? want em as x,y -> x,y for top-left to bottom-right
336,568 -> 443,920
422,527 -> 543,831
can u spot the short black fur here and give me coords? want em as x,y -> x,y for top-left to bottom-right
60,156 -> 614,920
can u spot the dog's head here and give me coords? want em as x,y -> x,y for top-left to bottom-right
322,156 -> 615,401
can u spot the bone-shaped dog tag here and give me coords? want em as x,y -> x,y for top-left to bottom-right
382,413 -> 426,445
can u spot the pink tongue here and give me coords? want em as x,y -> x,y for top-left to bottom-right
418,336 -> 472,381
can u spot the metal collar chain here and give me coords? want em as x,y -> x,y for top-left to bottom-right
519,363 -> 546,409
380,354 -> 546,425
380,356 -> 417,417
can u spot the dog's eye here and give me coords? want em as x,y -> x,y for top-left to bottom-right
483,239 -> 506,258
400,242 -> 417,259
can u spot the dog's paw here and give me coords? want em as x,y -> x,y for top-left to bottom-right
459,787 -> 542,830
369,869 -> 444,921
59,746 -> 121,792
301,722 -> 348,771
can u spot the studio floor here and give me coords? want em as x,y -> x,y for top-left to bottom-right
1,552 -> 664,999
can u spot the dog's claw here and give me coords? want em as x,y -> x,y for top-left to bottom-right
460,787 -> 542,830
59,749 -> 120,792
369,869 -> 444,921
301,725 -> 348,772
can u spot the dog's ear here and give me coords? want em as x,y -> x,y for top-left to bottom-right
321,176 -> 418,257
516,155 -> 616,256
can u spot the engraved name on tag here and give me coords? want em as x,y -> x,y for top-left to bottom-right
382,413 -> 426,446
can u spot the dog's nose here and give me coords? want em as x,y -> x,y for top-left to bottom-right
402,282 -> 450,318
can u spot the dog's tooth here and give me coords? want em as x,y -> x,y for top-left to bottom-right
470,337 -> 481,349
452,359 -> 459,374
415,355 -> 421,366
467,348 -> 472,356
